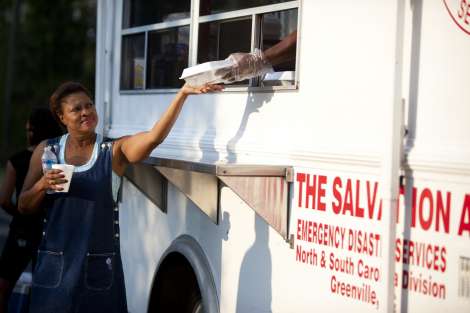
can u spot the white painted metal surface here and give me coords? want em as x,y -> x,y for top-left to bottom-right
95,0 -> 470,312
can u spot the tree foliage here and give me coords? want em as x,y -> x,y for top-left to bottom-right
0,0 -> 96,161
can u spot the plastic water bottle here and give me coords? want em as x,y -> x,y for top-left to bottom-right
41,145 -> 58,173
41,145 -> 58,194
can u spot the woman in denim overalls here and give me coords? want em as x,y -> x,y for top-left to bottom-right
18,81 -> 222,313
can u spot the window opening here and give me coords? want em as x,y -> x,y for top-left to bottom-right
147,26 -> 190,89
198,17 -> 252,86
120,1 -> 299,91
260,8 -> 297,87
120,34 -> 145,90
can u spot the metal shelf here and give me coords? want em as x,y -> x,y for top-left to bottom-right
126,157 -> 294,240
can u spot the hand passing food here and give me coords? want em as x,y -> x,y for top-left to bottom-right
182,83 -> 224,95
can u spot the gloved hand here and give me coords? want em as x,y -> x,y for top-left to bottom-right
217,49 -> 274,83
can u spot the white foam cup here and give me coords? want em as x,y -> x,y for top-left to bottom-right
51,164 -> 75,193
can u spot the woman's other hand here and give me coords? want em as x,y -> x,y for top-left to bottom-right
181,83 -> 224,95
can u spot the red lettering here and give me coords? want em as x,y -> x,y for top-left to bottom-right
302,220 -> 308,240
458,194 -> 470,236
419,188 -> 433,230
433,245 -> 439,271
432,246 -> 439,271
402,239 -> 408,264
395,239 -> 447,272
332,177 -> 342,214
467,4 -> 470,24
297,219 -> 302,240
407,187 -> 451,233
296,173 -> 305,208
458,0 -> 470,24
458,0 -> 467,18
436,191 -> 451,233
366,181 -> 379,219
441,246 -> 447,273
312,222 -> 318,243
408,240 -> 414,264
355,180 -> 364,218
395,238 -> 401,262
343,179 -> 353,216
317,175 -> 327,211
297,219 -> 314,242
426,245 -> 433,269
377,199 -> 383,221
305,174 -> 316,209
411,187 -> 417,228
415,240 -> 423,266
396,186 -> 405,223
307,221 -> 313,241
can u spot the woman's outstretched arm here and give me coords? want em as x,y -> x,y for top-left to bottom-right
112,84 -> 223,176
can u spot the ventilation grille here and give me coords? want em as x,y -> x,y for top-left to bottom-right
459,256 -> 470,298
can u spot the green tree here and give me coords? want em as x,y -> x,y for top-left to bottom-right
0,0 -> 96,161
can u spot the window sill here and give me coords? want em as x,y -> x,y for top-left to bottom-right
119,84 -> 299,95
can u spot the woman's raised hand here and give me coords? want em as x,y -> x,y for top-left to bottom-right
181,83 -> 224,95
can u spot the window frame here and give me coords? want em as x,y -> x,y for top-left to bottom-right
119,0 -> 300,94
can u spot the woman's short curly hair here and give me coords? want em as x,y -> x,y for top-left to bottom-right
49,81 -> 92,126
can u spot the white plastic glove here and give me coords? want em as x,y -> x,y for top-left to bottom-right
217,48 -> 273,83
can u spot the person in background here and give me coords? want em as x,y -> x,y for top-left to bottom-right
18,81 -> 222,313
0,108 -> 63,312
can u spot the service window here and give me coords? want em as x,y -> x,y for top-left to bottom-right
120,34 -> 145,90
198,17 -> 252,86
146,27 -> 190,89
120,0 -> 299,92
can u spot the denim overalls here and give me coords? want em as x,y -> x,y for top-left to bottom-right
29,137 -> 128,313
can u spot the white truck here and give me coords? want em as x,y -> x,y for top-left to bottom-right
94,0 -> 470,312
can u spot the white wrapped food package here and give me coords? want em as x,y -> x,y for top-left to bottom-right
180,49 -> 274,86
179,59 -> 235,86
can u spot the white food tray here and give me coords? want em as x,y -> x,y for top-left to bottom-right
180,59 -> 235,86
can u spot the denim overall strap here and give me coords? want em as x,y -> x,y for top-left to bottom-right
29,137 -> 127,313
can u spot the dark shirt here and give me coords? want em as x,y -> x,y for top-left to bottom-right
9,149 -> 33,203
8,149 -> 43,238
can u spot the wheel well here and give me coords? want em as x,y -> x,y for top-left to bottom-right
147,235 -> 219,313
148,252 -> 201,312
